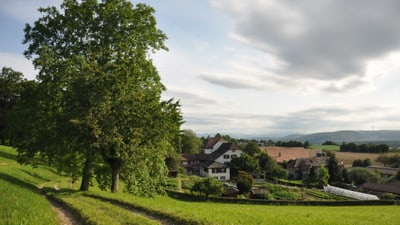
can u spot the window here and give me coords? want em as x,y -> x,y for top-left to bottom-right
223,154 -> 230,159
220,176 -> 226,180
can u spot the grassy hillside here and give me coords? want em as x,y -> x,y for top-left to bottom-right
0,146 -> 62,225
1,145 -> 399,225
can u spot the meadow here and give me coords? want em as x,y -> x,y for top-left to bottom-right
1,145 -> 399,225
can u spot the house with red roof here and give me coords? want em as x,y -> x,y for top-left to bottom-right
262,147 -> 310,163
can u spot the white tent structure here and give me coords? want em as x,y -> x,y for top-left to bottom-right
324,185 -> 379,200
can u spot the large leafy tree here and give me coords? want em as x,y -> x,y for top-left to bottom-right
20,0 -> 182,194
0,67 -> 25,145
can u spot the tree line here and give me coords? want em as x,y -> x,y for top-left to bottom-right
339,143 -> 389,153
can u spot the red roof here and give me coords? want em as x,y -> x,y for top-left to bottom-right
262,147 -> 310,163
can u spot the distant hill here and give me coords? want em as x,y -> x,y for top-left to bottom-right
277,130 -> 400,146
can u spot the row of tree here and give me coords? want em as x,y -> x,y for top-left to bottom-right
339,143 -> 389,153
0,0 -> 183,196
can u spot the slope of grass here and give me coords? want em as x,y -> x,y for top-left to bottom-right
0,146 -> 60,225
90,191 -> 400,225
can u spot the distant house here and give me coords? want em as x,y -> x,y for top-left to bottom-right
180,138 -> 242,181
262,147 -> 310,163
287,156 -> 329,180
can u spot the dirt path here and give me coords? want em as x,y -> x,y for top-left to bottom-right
38,183 -> 82,225
46,196 -> 83,225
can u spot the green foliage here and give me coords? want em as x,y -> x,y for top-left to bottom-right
256,184 -> 302,200
237,179 -> 252,194
258,152 -> 287,179
19,0 -> 182,194
376,154 -> 400,168
349,168 -> 381,185
340,143 -> 389,153
181,176 -> 201,190
0,67 -> 25,145
243,141 -> 261,156
318,166 -> 329,186
190,177 -> 223,199
322,141 -> 338,146
272,190 -> 302,200
230,153 -> 260,178
275,140 -> 306,147
352,158 -> 371,167
181,129 -> 202,154
327,153 -> 343,183
236,171 -> 253,194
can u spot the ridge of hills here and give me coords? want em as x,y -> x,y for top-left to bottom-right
199,130 -> 400,146
267,130 -> 400,146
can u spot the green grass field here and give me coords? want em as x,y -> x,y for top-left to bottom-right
310,145 -> 340,151
1,145 -> 399,225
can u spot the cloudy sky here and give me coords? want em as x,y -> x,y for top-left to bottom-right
1,0 -> 400,137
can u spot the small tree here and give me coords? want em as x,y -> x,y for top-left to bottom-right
237,179 -> 252,194
190,177 -> 223,199
318,166 -> 329,186
243,141 -> 261,156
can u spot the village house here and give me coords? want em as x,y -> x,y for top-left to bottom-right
180,138 -> 242,181
286,155 -> 329,180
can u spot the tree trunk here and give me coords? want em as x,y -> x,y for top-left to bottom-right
80,155 -> 93,191
110,158 -> 122,193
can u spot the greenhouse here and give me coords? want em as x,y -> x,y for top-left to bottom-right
324,185 -> 379,200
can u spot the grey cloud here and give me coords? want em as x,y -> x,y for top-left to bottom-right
163,89 -> 219,107
214,0 -> 400,81
198,74 -> 263,90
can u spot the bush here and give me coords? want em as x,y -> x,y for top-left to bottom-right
382,193 -> 395,200
349,168 -> 381,185
190,177 -> 223,199
237,179 -> 252,194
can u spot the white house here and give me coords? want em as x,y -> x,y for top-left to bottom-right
181,138 -> 243,181
200,161 -> 230,181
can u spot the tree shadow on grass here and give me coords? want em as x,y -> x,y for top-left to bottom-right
19,168 -> 51,182
0,171 -> 38,193
0,150 -> 17,161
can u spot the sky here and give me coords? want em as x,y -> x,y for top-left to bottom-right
1,0 -> 400,137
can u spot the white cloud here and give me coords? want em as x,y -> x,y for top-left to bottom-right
0,53 -> 36,80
